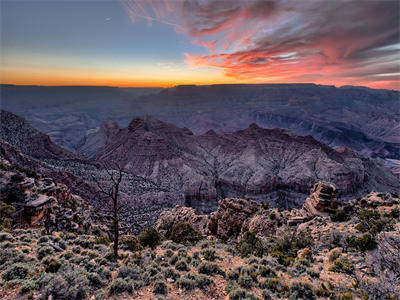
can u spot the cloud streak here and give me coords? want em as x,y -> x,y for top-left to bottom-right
123,0 -> 400,89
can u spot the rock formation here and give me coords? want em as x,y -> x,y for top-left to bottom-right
208,198 -> 259,238
0,158 -> 110,235
79,115 -> 400,213
155,206 -> 209,236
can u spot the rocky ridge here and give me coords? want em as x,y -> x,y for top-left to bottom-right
80,115 -> 400,213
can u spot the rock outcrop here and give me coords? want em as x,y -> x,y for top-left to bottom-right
155,206 -> 209,236
0,158 -> 110,235
208,198 -> 259,238
302,182 -> 341,217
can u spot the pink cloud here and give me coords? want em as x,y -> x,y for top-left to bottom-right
123,0 -> 400,89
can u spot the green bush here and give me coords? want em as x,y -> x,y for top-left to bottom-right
346,233 -> 376,251
153,281 -> 167,294
139,227 -> 161,249
37,245 -> 54,260
229,288 -> 259,300
339,292 -> 354,300
356,210 -> 392,234
236,231 -> 264,258
203,249 -> 216,261
289,281 -> 315,299
87,272 -> 104,288
168,254 -> 178,265
329,258 -> 354,274
162,267 -> 180,280
0,201 -> 15,229
176,277 -> 195,290
116,265 -> 143,280
175,260 -> 189,271
330,210 -> 350,222
119,238 -> 142,252
168,222 -> 202,244
39,265 -> 89,299
198,262 -> 225,276
44,260 -> 62,273
20,279 -> 39,294
238,274 -> 253,289
108,278 -> 133,294
94,236 -> 111,245
2,263 -> 30,280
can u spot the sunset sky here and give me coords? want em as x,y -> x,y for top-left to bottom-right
1,0 -> 399,89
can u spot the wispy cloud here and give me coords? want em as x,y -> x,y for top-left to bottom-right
123,0 -> 400,89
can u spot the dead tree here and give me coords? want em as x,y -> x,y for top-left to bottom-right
94,163 -> 123,259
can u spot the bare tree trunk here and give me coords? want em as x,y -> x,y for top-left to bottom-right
92,162 -> 123,260
113,185 -> 119,258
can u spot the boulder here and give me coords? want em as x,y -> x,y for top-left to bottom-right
208,198 -> 259,238
155,206 -> 209,236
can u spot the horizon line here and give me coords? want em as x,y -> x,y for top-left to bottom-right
1,82 -> 398,91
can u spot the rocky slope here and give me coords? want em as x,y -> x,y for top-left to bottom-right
0,110 -> 76,160
80,115 -> 400,213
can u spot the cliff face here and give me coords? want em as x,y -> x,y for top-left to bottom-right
80,115 -> 400,213
0,110 -> 76,160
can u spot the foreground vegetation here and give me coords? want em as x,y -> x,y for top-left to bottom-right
0,201 -> 399,300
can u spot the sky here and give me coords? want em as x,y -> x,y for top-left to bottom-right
1,0 -> 399,89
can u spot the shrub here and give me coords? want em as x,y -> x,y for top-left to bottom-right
238,274 -> 253,289
259,278 -> 280,292
330,210 -> 350,222
346,233 -> 376,251
203,249 -> 216,261
390,207 -> 399,219
198,262 -> 225,276
168,222 -> 201,244
117,265 -> 143,280
258,266 -> 276,278
0,201 -> 15,229
108,278 -> 133,295
0,232 -> 14,242
94,236 -> 111,245
153,281 -> 167,295
44,260 -> 62,273
175,260 -> 189,271
11,173 -> 24,182
39,265 -> 88,299
139,227 -> 161,249
21,279 -> 39,294
356,210 -> 392,234
87,272 -> 104,288
289,281 -> 315,299
339,292 -> 354,300
262,289 -> 272,300
2,263 -> 30,280
229,288 -> 259,300
329,249 -> 341,262
37,246 -> 54,260
329,258 -> 354,274
119,238 -> 142,252
176,277 -> 196,290
315,283 -> 332,297
168,254 -> 179,265
162,267 -> 179,280
236,231 -> 264,258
